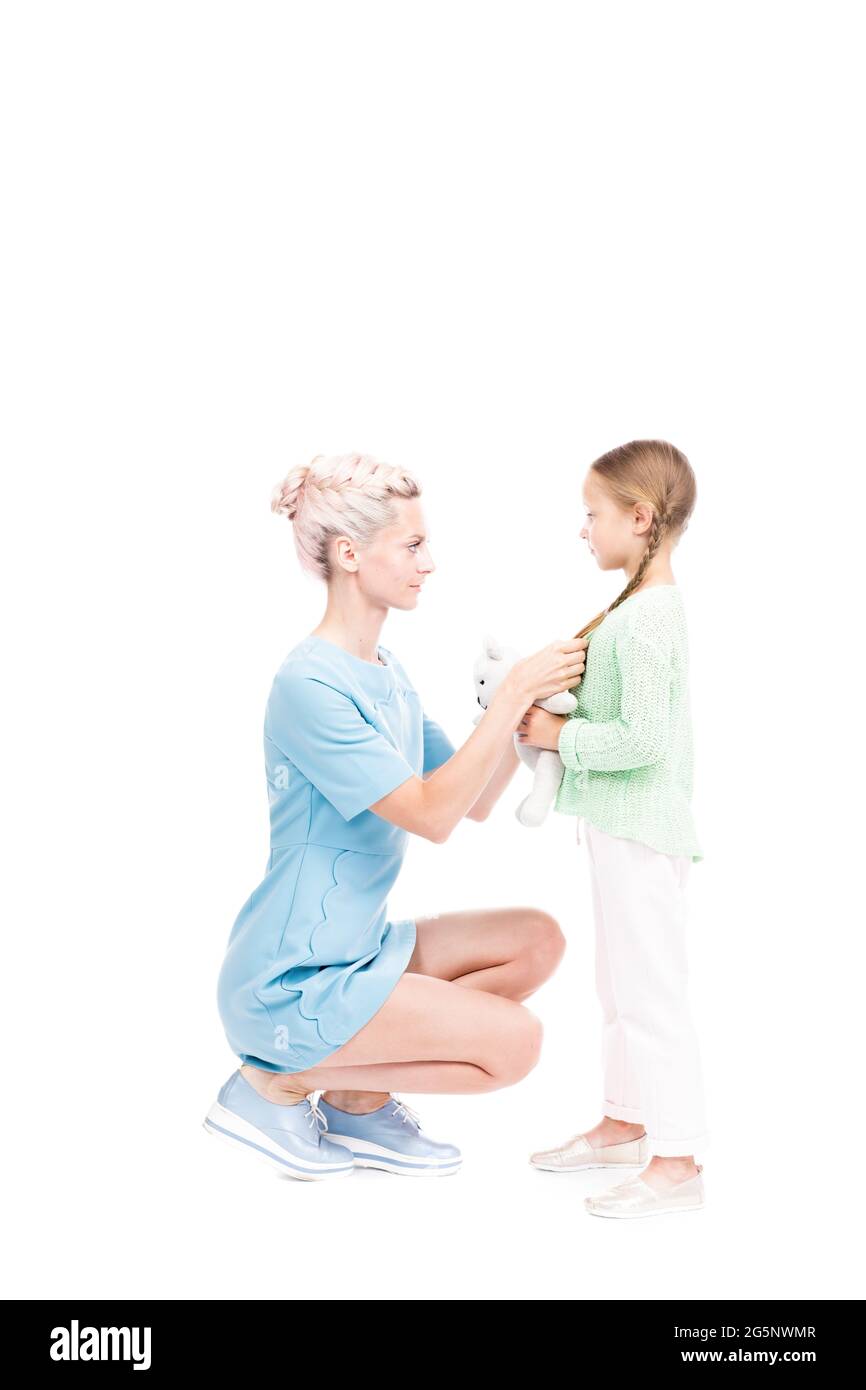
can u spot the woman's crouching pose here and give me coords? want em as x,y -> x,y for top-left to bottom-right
205,452 -> 586,1180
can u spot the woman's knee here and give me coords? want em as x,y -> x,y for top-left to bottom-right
524,910 -> 567,975
490,1005 -> 544,1085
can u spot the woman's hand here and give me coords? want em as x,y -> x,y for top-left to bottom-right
504,638 -> 587,706
517,706 -> 568,751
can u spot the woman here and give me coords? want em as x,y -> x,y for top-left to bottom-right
204,453 -> 587,1180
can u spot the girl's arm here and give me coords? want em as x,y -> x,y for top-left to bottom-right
558,628 -> 672,772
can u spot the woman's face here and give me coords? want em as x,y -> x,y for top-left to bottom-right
347,496 -> 436,610
579,471 -> 648,572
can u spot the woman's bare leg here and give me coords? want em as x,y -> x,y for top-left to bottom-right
241,966 -> 544,1105
310,906 -> 566,1110
406,906 -> 566,1001
241,907 -> 563,1109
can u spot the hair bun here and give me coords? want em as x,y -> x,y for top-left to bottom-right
270,466 -> 310,521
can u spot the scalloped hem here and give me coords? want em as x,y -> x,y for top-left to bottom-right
228,917 -> 418,1075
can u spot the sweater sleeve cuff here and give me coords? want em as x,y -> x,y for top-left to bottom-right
558,717 -> 582,772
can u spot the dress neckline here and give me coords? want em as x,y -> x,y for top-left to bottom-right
305,634 -> 392,670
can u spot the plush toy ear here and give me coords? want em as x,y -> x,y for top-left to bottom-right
483,633 -> 504,661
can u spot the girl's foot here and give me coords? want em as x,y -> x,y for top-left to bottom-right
584,1116 -> 646,1149
638,1155 -> 701,1191
587,1119 -> 700,1187
585,1164 -> 705,1218
530,1117 -> 649,1172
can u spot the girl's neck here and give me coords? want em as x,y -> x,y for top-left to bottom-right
625,558 -> 676,588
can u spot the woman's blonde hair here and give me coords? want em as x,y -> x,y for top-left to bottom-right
271,453 -> 422,582
574,439 -> 697,639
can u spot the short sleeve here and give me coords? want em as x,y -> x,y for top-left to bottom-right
422,711 -> 456,774
266,675 -> 417,821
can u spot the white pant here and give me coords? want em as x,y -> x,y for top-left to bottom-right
577,816 -> 710,1158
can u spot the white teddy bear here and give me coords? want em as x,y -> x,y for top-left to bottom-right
472,634 -> 578,827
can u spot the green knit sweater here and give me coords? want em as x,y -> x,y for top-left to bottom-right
554,584 -> 703,862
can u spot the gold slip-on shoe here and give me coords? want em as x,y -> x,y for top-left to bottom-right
529,1131 -> 650,1171
584,1164 -> 705,1219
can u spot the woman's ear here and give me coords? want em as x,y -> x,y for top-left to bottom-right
334,534 -> 361,572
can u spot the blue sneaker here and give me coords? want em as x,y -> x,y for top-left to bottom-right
316,1094 -> 462,1176
203,1069 -> 354,1181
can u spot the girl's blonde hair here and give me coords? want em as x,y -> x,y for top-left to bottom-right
574,439 -> 697,639
271,453 -> 422,582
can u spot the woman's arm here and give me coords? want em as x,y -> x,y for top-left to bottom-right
369,638 -> 587,842
462,739 -> 520,821
370,677 -> 529,841
423,739 -> 521,820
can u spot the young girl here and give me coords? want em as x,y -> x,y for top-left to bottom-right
518,439 -> 709,1219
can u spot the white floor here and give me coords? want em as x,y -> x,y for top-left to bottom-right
6,949 -> 858,1302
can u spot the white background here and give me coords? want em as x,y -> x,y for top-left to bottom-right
2,1 -> 863,1301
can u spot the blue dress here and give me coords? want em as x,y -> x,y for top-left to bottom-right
217,634 -> 456,1074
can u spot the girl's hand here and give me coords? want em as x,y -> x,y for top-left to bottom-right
517,706 -> 568,751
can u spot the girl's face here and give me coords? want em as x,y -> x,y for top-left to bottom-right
579,471 -> 648,572
341,496 -> 436,610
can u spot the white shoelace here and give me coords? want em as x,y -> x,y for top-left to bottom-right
302,1092 -> 422,1132
390,1095 -> 422,1130
305,1095 -> 330,1134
